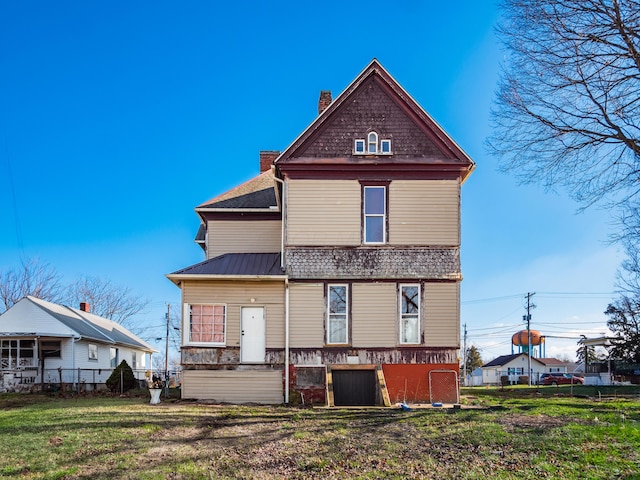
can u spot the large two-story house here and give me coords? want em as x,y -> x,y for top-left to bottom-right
168,59 -> 475,406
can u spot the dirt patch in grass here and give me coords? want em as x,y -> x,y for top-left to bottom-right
496,413 -> 578,432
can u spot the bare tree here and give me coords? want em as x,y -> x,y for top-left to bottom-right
489,0 -> 640,295
0,258 -> 64,313
490,0 -> 639,204
65,275 -> 149,330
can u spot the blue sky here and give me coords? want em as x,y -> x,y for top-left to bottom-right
0,1 -> 620,363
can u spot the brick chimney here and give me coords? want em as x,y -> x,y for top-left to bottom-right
260,150 -> 280,172
318,90 -> 332,114
79,302 -> 90,313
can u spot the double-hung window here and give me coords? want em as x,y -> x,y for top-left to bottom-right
364,186 -> 386,244
400,285 -> 420,344
88,343 -> 98,361
186,304 -> 226,345
327,284 -> 348,344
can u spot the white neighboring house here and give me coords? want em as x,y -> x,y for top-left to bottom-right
481,353 -> 578,385
481,353 -> 548,385
0,296 -> 157,392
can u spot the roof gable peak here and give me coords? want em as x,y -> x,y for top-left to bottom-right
274,59 -> 474,180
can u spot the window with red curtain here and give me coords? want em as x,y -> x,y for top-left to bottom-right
189,304 -> 226,344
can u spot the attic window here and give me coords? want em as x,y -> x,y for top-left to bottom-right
353,132 -> 392,155
368,132 -> 378,153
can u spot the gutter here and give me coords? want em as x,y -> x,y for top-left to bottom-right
166,274 -> 288,286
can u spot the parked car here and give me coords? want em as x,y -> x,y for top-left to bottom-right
540,373 -> 584,385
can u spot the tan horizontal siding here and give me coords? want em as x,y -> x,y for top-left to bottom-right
424,282 -> 460,347
182,281 -> 285,348
287,179 -> 361,246
181,369 -> 283,403
289,283 -> 325,348
206,220 -> 282,259
389,180 -> 460,246
352,283 -> 397,347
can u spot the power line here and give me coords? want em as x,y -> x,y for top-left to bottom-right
463,291 -> 615,306
462,293 -> 525,305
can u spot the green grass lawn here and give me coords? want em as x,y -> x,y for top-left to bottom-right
0,387 -> 638,479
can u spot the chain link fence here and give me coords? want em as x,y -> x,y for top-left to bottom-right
1,367 -> 182,394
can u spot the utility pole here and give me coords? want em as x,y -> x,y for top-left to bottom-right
524,292 -> 535,386
165,303 -> 170,397
462,323 -> 468,386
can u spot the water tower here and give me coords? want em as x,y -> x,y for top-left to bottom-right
511,329 -> 545,357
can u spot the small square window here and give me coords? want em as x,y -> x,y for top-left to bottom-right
381,139 -> 391,154
354,139 -> 365,154
186,304 -> 226,345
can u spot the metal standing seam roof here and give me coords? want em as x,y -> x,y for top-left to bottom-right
27,296 -> 156,352
169,253 -> 283,277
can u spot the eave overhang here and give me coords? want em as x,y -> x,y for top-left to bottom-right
278,158 -> 472,181
167,274 -> 288,286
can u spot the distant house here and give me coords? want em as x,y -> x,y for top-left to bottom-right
481,354 -> 579,385
0,296 -> 156,392
168,59 -> 475,405
482,353 -> 546,385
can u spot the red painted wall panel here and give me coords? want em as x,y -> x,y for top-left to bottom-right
382,363 -> 459,404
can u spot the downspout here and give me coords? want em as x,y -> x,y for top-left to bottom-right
271,166 -> 289,403
72,336 -> 78,391
271,166 -> 286,270
285,278 -> 290,404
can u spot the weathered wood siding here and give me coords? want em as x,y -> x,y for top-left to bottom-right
389,180 -> 460,246
289,283 -> 324,348
424,282 -> 459,347
206,219 -> 282,259
181,369 -> 283,403
352,283 -> 397,347
286,180 -> 360,246
182,280 -> 285,348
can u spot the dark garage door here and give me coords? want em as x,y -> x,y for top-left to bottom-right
332,370 -> 376,406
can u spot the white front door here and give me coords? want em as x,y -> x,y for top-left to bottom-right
241,307 -> 265,363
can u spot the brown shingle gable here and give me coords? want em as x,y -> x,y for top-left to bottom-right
275,59 -> 475,181
295,75 -> 450,161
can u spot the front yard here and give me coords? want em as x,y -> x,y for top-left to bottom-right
0,387 -> 638,479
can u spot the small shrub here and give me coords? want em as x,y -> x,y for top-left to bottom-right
106,360 -> 137,393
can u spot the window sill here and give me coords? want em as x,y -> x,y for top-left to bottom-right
352,152 -> 393,156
